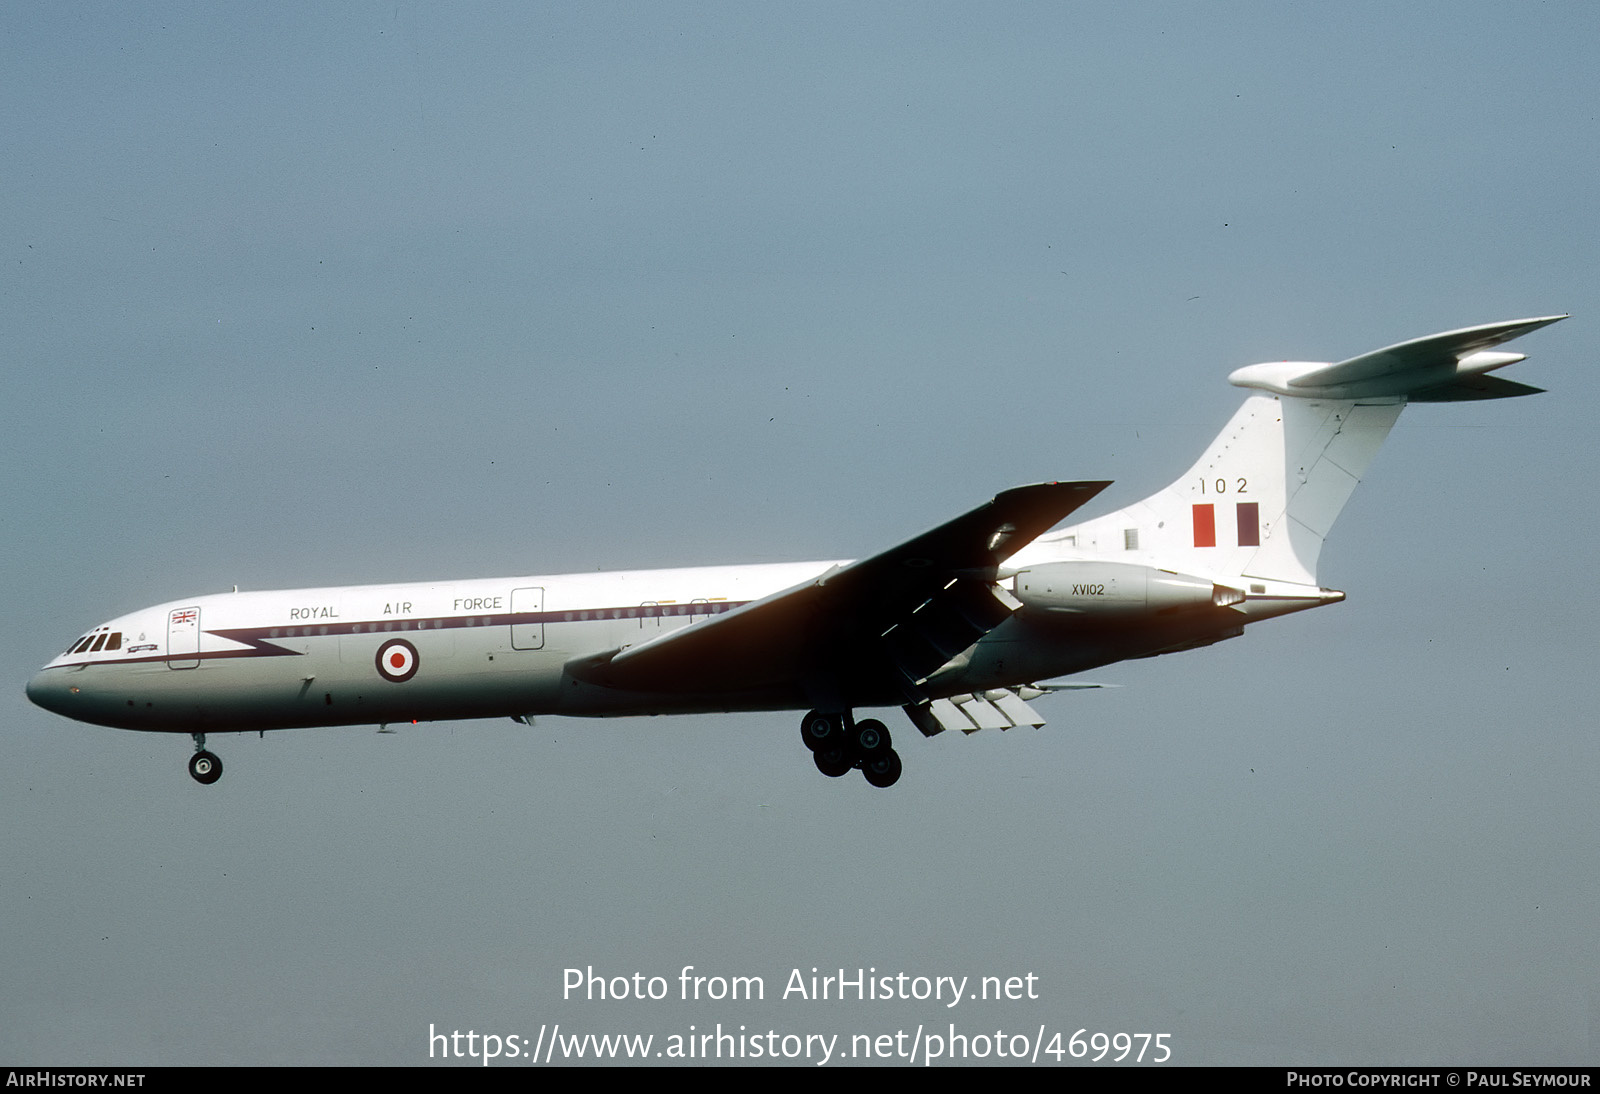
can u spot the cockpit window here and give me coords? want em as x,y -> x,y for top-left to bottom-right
63,629 -> 122,657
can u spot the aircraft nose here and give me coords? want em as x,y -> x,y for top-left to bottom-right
25,668 -> 74,717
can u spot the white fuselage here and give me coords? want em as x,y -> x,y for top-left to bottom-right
26,549 -> 1323,738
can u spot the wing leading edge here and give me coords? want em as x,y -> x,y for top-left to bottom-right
567,480 -> 1111,703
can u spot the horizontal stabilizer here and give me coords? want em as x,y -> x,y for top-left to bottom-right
1228,315 -> 1565,400
1409,374 -> 1546,402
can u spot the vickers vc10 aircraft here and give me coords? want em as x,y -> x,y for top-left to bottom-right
27,316 -> 1565,788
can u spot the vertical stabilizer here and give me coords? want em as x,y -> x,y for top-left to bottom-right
1039,394 -> 1400,586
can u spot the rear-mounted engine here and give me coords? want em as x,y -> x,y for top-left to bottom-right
1011,561 -> 1244,616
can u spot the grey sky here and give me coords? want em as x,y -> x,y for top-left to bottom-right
4,3 -> 1596,1065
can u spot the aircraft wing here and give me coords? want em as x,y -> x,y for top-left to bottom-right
567,480 -> 1110,700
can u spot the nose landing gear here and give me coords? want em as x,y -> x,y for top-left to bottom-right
188,733 -> 223,785
799,711 -> 901,788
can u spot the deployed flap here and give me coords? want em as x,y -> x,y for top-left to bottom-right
568,481 -> 1110,696
904,685 -> 1066,737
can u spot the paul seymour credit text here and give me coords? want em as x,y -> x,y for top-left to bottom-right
428,965 -> 1174,1065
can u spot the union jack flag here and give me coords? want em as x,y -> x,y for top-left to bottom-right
170,609 -> 197,625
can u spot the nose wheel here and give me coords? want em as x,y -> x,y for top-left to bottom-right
799,711 -> 901,788
188,734 -> 223,785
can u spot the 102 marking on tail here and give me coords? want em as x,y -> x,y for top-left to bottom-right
27,316 -> 1566,787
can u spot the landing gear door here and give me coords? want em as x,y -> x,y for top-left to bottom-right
168,606 -> 201,669
511,586 -> 544,650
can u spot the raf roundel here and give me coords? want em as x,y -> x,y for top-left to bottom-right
374,638 -> 419,683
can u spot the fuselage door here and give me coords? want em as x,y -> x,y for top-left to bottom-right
510,586 -> 544,650
167,606 -> 201,669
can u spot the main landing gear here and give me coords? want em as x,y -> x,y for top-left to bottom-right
188,733 -> 222,785
800,710 -> 903,788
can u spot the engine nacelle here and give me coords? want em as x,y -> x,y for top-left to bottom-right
1011,561 -> 1241,617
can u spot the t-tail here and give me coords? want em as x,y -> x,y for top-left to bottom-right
1017,316 -> 1565,595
